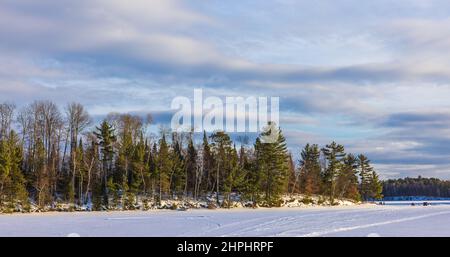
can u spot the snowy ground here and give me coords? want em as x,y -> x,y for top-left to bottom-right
1,204 -> 450,236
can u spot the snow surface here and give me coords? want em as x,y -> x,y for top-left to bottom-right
1,204 -> 450,236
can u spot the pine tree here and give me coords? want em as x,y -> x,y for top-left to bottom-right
357,154 -> 374,201
242,139 -> 262,207
210,131 -> 233,206
0,137 -> 13,207
185,135 -> 198,198
132,133 -> 147,198
0,131 -> 28,211
201,131 -> 214,194
157,134 -> 171,203
75,139 -> 85,207
258,123 -> 289,206
10,132 -> 29,210
107,176 -> 120,209
149,142 -> 158,202
169,133 -> 185,198
115,116 -> 133,209
336,154 -> 360,201
368,171 -> 383,200
287,153 -> 296,194
298,143 -> 322,196
223,144 -> 245,208
321,141 -> 346,203
94,120 -> 116,208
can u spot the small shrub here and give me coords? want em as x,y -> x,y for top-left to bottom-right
317,197 -> 325,205
301,197 -> 314,205
142,198 -> 150,210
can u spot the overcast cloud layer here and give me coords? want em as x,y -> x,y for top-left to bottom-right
2,0 -> 450,179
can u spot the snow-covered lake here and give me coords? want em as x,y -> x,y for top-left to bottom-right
1,204 -> 450,237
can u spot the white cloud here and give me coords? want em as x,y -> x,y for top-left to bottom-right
3,0 -> 450,178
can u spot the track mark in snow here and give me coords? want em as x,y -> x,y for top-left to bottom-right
107,215 -> 208,220
220,209 -> 380,236
183,215 -> 279,236
299,210 -> 450,237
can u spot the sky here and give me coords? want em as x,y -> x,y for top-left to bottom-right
1,0 -> 450,179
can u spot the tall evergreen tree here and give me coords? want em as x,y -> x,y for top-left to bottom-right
357,154 -> 374,201
132,133 -> 147,199
258,123 -> 289,206
149,142 -> 158,201
201,131 -> 214,194
169,133 -> 185,198
298,143 -> 322,195
0,131 -> 28,211
157,134 -> 171,202
74,138 -> 85,207
93,120 -> 116,208
223,144 -> 245,207
185,135 -> 198,198
368,171 -> 383,200
336,154 -> 360,201
321,141 -> 346,203
242,139 -> 262,207
210,131 -> 233,206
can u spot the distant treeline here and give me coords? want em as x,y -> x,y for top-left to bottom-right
0,101 -> 382,212
383,176 -> 450,198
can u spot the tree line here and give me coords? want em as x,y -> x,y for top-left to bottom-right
383,176 -> 450,199
0,101 -> 382,212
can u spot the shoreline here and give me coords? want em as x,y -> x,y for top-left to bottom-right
0,203 -> 383,217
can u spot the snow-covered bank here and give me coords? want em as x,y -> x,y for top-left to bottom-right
0,194 -> 359,213
1,204 -> 449,236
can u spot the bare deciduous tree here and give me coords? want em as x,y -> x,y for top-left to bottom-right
65,102 -> 91,204
0,102 -> 15,140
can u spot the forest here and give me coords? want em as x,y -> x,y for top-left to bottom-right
0,101 -> 383,212
383,176 -> 450,199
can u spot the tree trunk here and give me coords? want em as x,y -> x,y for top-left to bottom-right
216,162 -> 220,206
